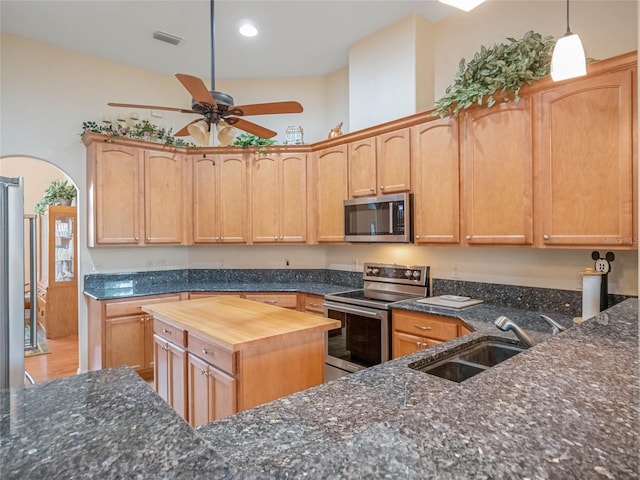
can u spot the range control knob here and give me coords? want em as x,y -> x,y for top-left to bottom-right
371,268 -> 380,275
405,269 -> 413,278
412,270 -> 421,279
366,267 -> 373,275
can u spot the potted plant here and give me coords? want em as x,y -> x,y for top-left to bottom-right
231,133 -> 276,155
34,179 -> 77,215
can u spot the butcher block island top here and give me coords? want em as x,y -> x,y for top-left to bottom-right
142,296 -> 341,422
142,296 -> 340,351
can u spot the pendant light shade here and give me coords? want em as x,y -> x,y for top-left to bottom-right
551,0 -> 586,81
188,120 -> 211,146
438,0 -> 485,12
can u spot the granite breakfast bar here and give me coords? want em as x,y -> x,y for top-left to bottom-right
1,298 -> 637,479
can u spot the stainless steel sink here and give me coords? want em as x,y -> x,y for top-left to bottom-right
409,339 -> 527,383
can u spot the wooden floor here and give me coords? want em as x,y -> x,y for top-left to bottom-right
25,335 -> 79,383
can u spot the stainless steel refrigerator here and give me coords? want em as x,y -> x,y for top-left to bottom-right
1,176 -> 25,388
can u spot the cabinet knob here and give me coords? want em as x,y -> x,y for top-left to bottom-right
135,236 -> 140,241
465,235 -> 472,240
202,348 -> 210,355
415,235 -> 420,240
139,318 -> 144,323
369,187 -> 375,192
543,234 -> 550,240
201,369 -> 207,376
414,324 -> 432,331
163,328 -> 172,334
380,185 -> 385,190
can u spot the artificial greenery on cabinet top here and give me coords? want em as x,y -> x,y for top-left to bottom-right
433,31 -> 555,118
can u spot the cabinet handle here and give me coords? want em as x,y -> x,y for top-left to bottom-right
163,328 -> 172,334
201,369 -> 207,376
415,235 -> 420,240
369,187 -> 375,192
202,348 -> 210,355
380,185 -> 385,190
135,236 -> 139,241
543,234 -> 550,240
162,344 -> 169,352
264,300 -> 278,304
139,318 -> 144,323
465,235 -> 472,240
414,324 -> 432,331
309,303 -> 321,307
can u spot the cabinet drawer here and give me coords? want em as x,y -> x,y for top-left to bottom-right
154,318 -> 187,348
244,293 -> 298,309
189,292 -> 243,299
303,294 -> 324,314
105,294 -> 182,318
188,333 -> 236,375
393,312 -> 459,341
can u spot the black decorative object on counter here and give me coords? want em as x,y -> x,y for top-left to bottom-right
592,250 -> 615,312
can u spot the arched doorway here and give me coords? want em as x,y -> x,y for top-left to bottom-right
1,155 -> 80,381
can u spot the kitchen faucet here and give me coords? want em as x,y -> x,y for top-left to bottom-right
493,314 -> 566,348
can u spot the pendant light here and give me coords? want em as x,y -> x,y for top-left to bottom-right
551,0 -> 586,81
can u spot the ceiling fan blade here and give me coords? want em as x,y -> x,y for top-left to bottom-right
174,119 -> 202,137
107,102 -> 194,114
232,101 -> 303,117
227,117 -> 277,139
175,73 -> 217,107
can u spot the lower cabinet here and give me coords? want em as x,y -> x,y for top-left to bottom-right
187,353 -> 237,427
153,318 -> 188,420
392,310 -> 472,359
244,292 -> 298,309
301,293 -> 324,315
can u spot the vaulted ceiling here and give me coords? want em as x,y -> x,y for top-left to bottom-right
0,0 -> 456,80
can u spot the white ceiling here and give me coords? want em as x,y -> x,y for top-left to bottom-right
0,0 -> 457,82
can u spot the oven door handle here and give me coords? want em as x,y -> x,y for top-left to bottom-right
323,301 -> 385,319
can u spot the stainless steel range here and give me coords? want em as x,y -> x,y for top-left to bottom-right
324,263 -> 430,376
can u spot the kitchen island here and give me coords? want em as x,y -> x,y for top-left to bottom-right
1,299 -> 637,479
142,296 -> 340,423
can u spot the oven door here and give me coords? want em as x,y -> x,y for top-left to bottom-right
323,300 -> 389,373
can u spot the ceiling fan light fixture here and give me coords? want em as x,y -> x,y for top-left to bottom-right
438,0 -> 486,12
188,120 -> 210,146
152,29 -> 184,46
551,0 -> 586,82
239,23 -> 258,37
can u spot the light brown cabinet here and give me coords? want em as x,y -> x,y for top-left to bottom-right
536,68 -> 636,247
153,318 -> 188,420
192,153 -> 247,244
250,152 -> 307,243
244,292 -> 298,309
86,293 -> 184,380
348,129 -> 411,198
411,117 -> 460,245
392,310 -> 472,359
37,205 -> 78,338
86,142 -> 188,246
460,97 -> 534,246
301,294 -> 325,315
313,145 -> 349,243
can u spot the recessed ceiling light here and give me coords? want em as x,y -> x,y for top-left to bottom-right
438,0 -> 486,12
239,23 -> 258,37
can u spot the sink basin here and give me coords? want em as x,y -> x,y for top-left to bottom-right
409,339 -> 527,383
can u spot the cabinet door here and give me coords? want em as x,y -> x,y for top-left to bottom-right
315,146 -> 348,242
207,363 -> 237,422
250,154 -> 279,242
377,128 -> 411,193
392,331 -> 434,359
279,153 -> 307,242
144,315 -> 154,370
105,315 -> 146,370
536,69 -> 635,247
93,143 -> 142,245
144,150 -> 186,244
348,138 -> 377,197
188,354 -> 236,427
461,97 -> 534,245
168,341 -> 187,419
411,118 -> 460,244
218,154 -> 248,243
192,154 -> 219,243
153,333 -> 170,404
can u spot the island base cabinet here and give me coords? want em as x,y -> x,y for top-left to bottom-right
188,353 -> 237,427
153,334 -> 188,420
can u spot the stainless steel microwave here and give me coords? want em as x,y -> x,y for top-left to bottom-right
343,193 -> 412,243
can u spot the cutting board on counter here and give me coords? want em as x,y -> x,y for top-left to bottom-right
417,296 -> 484,309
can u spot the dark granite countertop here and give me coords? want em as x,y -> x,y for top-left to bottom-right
3,298 -> 637,478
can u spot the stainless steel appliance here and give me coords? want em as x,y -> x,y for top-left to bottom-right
1,176 -> 25,388
343,193 -> 412,243
324,263 -> 429,376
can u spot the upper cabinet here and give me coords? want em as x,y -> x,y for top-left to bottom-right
313,145 -> 349,243
460,97 -> 534,246
411,117 -> 460,245
250,152 -> 307,243
192,153 -> 247,244
535,68 -> 636,248
348,128 -> 411,197
86,142 -> 188,246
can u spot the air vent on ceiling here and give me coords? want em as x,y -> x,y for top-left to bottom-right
152,29 -> 184,46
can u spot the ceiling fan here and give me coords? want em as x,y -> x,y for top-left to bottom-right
108,0 -> 303,144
